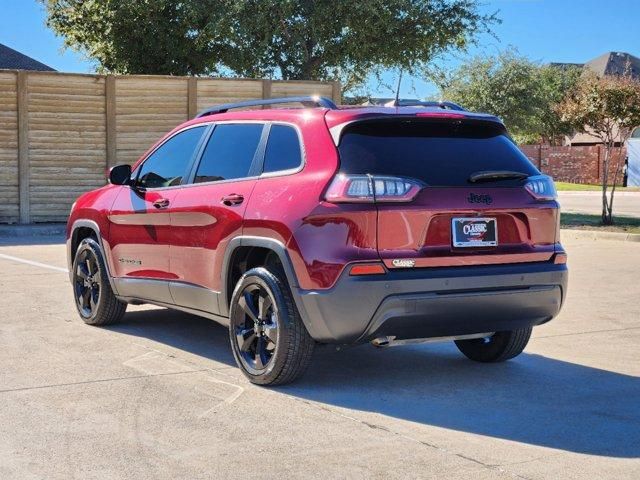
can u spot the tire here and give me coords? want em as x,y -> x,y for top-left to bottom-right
72,237 -> 126,326
454,327 -> 532,362
228,267 -> 314,385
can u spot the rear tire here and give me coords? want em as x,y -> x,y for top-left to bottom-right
455,327 -> 532,362
229,267 -> 314,386
72,238 -> 126,326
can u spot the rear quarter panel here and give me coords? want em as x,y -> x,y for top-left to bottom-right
242,115 -> 379,290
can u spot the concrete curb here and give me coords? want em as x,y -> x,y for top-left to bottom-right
561,228 -> 640,243
0,223 -> 66,237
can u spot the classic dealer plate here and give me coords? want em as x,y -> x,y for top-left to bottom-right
451,217 -> 498,247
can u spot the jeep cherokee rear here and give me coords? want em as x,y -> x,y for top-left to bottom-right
67,96 -> 568,385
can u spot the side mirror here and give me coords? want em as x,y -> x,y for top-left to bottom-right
108,164 -> 132,186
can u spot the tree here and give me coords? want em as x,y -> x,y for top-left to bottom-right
41,0 -> 498,93
434,51 -> 580,144
536,64 -> 583,144
559,73 -> 640,224
40,0 -> 226,75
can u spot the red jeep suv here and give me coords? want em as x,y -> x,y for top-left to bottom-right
67,96 -> 568,385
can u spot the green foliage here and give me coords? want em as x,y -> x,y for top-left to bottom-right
40,0 -> 225,75
435,51 -> 580,144
559,73 -> 640,143
558,73 -> 640,224
40,0 -> 497,92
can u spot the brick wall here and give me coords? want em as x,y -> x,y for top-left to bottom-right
519,145 -> 627,185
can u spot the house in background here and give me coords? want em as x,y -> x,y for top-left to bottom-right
583,51 -> 640,79
556,51 -> 640,146
0,43 -> 56,71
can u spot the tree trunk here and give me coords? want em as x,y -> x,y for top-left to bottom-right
602,143 -> 611,224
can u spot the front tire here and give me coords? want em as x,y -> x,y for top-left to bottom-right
455,327 -> 532,362
229,267 -> 314,385
72,238 -> 126,326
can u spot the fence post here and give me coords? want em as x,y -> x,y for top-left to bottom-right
187,77 -> 198,119
105,75 -> 116,168
331,81 -> 341,105
262,79 -> 272,100
17,71 -> 29,224
537,145 -> 542,171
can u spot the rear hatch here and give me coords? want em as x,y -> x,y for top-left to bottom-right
332,117 -> 560,269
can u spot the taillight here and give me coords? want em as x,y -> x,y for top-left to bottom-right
553,253 -> 568,264
525,175 -> 557,201
325,174 -> 424,203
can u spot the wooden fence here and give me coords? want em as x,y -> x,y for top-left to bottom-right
0,70 -> 339,224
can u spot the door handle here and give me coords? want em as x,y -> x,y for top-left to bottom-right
153,198 -> 170,209
221,194 -> 244,206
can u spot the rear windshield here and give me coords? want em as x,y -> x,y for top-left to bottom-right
338,120 -> 539,186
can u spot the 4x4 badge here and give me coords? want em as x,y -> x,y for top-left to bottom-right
467,193 -> 493,205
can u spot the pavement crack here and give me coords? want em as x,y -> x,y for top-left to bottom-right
0,369 -> 208,394
291,398 -> 529,479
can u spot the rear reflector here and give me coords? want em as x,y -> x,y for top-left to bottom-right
349,263 -> 386,276
553,253 -> 568,264
325,174 -> 424,203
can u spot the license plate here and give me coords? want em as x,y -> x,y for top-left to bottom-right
451,217 -> 497,247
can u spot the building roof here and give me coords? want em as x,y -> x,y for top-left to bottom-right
584,51 -> 640,79
0,43 -> 56,71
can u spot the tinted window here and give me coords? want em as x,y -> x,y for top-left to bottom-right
137,126 -> 205,188
263,125 -> 302,173
194,124 -> 264,183
338,120 -> 539,186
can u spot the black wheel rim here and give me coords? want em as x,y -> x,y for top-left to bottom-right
74,249 -> 100,317
232,283 -> 278,371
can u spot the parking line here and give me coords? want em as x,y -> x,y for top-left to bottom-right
0,253 -> 68,273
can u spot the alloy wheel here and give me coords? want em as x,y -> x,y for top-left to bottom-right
232,283 -> 278,371
74,249 -> 101,317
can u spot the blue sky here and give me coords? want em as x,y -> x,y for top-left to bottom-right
1,0 -> 639,97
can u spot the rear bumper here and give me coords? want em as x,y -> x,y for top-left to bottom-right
295,262 -> 568,344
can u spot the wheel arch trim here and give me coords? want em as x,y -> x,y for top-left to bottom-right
219,236 -> 300,316
220,235 -> 331,340
67,219 -> 119,295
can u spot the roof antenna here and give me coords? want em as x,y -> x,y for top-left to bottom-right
394,69 -> 403,107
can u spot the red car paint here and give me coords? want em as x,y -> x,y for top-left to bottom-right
67,105 -> 562,295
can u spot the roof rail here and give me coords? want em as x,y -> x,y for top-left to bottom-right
385,99 -> 466,111
195,95 -> 338,118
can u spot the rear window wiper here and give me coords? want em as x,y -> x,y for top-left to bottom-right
468,170 -> 529,183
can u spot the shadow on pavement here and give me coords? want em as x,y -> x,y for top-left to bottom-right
108,307 -> 236,367
109,307 -> 640,459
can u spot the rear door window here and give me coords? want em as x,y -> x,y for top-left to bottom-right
263,124 -> 302,173
194,124 -> 264,183
338,120 -> 539,186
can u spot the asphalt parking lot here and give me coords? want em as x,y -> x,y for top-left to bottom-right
0,233 -> 639,479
